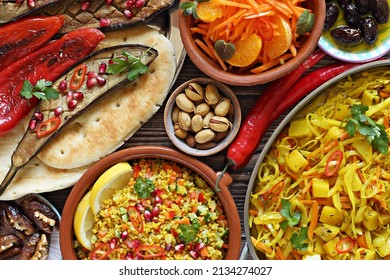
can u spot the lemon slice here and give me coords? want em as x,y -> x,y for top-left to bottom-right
89,162 -> 133,215
73,191 -> 94,251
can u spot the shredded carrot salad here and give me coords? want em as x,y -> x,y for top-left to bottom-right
249,69 -> 390,260
189,0 -> 312,73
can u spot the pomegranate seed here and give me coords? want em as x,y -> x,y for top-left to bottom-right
120,230 -> 128,240
87,71 -> 98,80
125,253 -> 133,260
194,242 -> 205,252
15,0 -> 23,3
165,243 -> 172,251
29,119 -> 37,131
151,206 -> 160,217
58,80 -> 67,91
135,0 -> 145,8
73,92 -> 84,101
105,0 -> 112,5
66,91 -> 74,103
100,18 -> 111,27
96,76 -> 106,86
68,99 -> 78,109
174,244 -> 185,252
54,106 -> 63,116
81,1 -> 90,10
27,0 -> 35,8
135,203 -> 145,212
144,209 -> 152,222
189,250 -> 199,259
99,62 -> 107,74
109,237 -> 119,249
155,195 -> 162,205
124,10 -> 133,19
33,112 -> 43,121
125,0 -> 135,8
124,239 -> 141,249
86,77 -> 98,88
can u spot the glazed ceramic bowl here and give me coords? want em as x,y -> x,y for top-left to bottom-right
179,0 -> 325,86
164,77 -> 241,157
244,59 -> 390,260
60,145 -> 241,259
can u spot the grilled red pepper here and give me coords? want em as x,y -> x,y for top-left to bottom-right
69,64 -> 87,91
0,15 -> 64,70
0,28 -> 105,136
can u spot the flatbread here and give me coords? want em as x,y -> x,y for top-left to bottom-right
0,25 -> 176,200
37,25 -> 176,169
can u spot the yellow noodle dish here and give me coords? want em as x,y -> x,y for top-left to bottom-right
248,67 -> 390,260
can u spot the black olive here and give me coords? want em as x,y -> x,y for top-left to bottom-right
355,0 -> 370,14
360,16 -> 378,44
331,25 -> 363,45
324,3 -> 339,30
370,0 -> 389,24
344,4 -> 362,28
337,0 -> 352,9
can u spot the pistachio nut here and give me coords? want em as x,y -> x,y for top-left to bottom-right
214,98 -> 232,117
174,123 -> 188,139
194,102 -> 210,117
171,106 -> 180,124
178,111 -> 191,131
185,83 -> 204,102
175,93 -> 195,113
202,111 -> 215,128
195,129 -> 216,144
209,116 -> 232,132
185,134 -> 196,148
191,114 -> 203,133
196,142 -> 218,150
204,84 -> 222,106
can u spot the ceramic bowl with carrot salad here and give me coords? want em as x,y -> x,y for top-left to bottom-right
178,0 -> 325,86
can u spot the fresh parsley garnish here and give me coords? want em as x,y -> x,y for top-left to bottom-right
20,79 -> 59,101
107,51 -> 149,81
178,217 -> 200,244
345,104 -> 389,154
134,177 -> 155,198
280,198 -> 301,230
290,227 -> 309,251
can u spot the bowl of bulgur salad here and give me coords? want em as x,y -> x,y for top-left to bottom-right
60,145 -> 241,260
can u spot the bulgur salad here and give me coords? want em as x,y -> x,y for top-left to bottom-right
75,158 -> 229,260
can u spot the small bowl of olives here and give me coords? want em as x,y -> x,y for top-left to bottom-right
319,0 -> 390,62
163,77 -> 241,157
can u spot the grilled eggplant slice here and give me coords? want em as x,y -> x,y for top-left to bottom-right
0,0 -> 60,24
36,0 -> 175,34
0,44 -> 158,194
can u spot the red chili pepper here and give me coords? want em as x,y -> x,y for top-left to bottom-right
36,116 -> 61,138
90,243 -> 112,260
0,16 -> 64,70
69,64 -> 87,91
225,49 -> 326,171
0,28 -> 105,136
135,244 -> 165,259
336,237 -> 355,254
325,150 -> 343,177
127,205 -> 144,233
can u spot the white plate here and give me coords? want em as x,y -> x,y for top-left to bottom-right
318,0 -> 390,63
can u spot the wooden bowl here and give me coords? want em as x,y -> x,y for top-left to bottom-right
164,77 -> 241,156
60,146 -> 241,260
179,0 -> 326,86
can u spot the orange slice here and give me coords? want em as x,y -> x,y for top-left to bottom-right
263,14 -> 293,60
196,1 -> 223,23
226,34 -> 262,67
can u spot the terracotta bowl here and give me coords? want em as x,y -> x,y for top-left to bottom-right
179,0 -> 326,86
60,145 -> 241,259
164,77 -> 241,157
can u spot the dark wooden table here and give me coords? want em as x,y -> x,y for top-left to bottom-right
42,50 -> 390,259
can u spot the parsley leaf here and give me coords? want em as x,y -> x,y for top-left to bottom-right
280,198 -> 301,230
345,104 -> 389,154
178,217 -> 201,244
107,51 -> 150,81
20,79 -> 59,101
290,227 -> 309,251
134,177 -> 155,198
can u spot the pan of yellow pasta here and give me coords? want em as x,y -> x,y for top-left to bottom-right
245,59 -> 390,260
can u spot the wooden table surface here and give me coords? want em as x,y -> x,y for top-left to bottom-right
41,47 -> 390,259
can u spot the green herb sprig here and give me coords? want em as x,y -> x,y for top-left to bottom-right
178,217 -> 201,244
290,227 -> 309,251
345,104 -> 389,154
107,50 -> 150,81
179,0 -> 209,19
134,177 -> 155,198
20,79 -> 59,101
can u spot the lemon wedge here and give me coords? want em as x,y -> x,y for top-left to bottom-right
89,162 -> 133,215
73,191 -> 94,251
